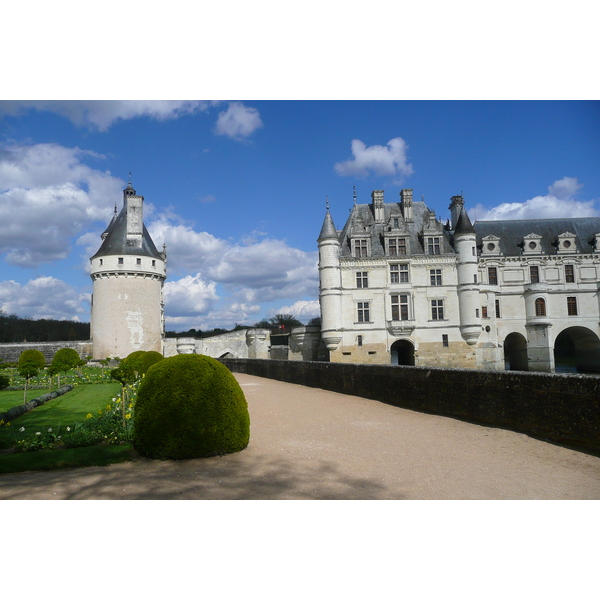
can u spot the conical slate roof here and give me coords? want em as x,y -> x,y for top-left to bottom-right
318,210 -> 339,241
454,208 -> 476,236
91,205 -> 163,260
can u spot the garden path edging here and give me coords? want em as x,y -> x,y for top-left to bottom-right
0,385 -> 74,423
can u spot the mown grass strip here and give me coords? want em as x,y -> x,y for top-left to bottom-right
0,382 -> 122,448
0,443 -> 138,474
0,389 -> 53,412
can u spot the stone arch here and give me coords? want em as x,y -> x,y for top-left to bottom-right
504,332 -> 528,371
554,326 -> 600,373
218,350 -> 238,359
390,339 -> 415,366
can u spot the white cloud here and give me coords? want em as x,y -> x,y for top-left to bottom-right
470,177 -> 599,221
334,137 -> 414,179
207,239 -> 318,297
214,102 -> 263,139
273,299 -> 320,320
147,214 -> 228,274
0,100 -> 213,131
0,143 -> 122,267
0,277 -> 88,320
163,274 -> 219,317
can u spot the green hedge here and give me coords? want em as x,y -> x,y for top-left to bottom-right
133,354 -> 250,460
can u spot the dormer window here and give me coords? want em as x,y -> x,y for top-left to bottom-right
522,233 -> 543,255
426,236 -> 441,255
557,232 -> 577,254
353,239 -> 369,258
481,235 -> 501,256
387,237 -> 407,256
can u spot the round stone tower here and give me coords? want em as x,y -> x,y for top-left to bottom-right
451,196 -> 481,345
317,202 -> 343,352
89,181 -> 167,360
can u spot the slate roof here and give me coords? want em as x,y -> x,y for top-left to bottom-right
474,217 -> 600,256
90,205 -> 164,260
338,201 -> 453,257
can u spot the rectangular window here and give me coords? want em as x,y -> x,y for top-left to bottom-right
353,239 -> 368,258
391,294 -> 409,321
431,299 -> 444,320
152,260 -> 156,267
488,267 -> 498,285
565,265 -> 575,283
567,296 -> 577,316
136,258 -> 141,265
482,306 -> 488,318
356,272 -> 368,288
530,265 -> 540,283
427,237 -> 441,255
399,264 -> 409,283
430,269 -> 442,286
495,299 -> 501,319
390,264 -> 409,284
357,335 -> 363,346
474,274 -> 478,284
442,334 -> 449,347
388,238 -> 407,256
357,302 -> 370,323
118,257 -> 124,265
393,218 -> 399,228
475,308 -> 480,318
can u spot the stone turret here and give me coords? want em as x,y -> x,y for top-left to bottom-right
89,180 -> 167,359
453,202 -> 481,345
317,201 -> 342,352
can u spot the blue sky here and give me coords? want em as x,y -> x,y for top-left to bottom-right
1,3 -> 598,332
0,100 -> 599,331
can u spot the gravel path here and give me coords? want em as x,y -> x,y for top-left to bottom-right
0,373 -> 598,499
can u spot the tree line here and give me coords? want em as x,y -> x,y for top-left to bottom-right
165,314 -> 320,339
0,312 -> 90,343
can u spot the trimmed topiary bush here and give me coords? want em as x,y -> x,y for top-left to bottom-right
133,354 -> 250,460
138,351 -> 163,375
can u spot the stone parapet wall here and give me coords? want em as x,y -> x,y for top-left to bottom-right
0,341 -> 93,363
220,358 -> 600,455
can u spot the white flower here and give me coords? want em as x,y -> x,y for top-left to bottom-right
48,428 -> 52,432
66,427 -> 71,431
35,432 -> 41,435
19,427 -> 25,432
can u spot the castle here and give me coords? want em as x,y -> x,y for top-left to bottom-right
317,189 -> 600,373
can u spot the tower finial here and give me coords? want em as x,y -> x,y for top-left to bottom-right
128,172 -> 132,185
326,195 -> 329,211
114,203 -> 117,215
353,185 -> 357,205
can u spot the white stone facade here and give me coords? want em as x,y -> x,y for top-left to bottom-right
318,190 -> 600,373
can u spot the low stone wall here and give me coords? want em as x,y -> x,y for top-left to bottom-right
0,341 -> 93,364
220,359 -> 600,455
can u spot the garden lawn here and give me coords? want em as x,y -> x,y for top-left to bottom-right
0,388 -> 52,412
0,382 -> 122,449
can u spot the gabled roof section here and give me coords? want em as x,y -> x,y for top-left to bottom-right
91,206 -> 163,260
338,200 -> 454,257
474,217 -> 600,256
